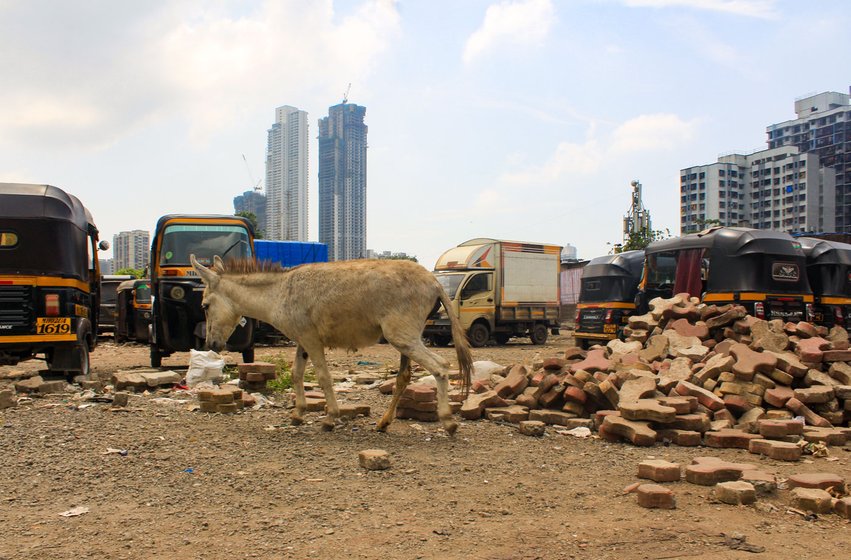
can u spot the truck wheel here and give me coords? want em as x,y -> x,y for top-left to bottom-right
150,345 -> 163,368
530,324 -> 548,345
468,323 -> 490,348
242,347 -> 255,364
494,333 -> 511,346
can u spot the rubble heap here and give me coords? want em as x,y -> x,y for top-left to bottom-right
457,294 -> 851,454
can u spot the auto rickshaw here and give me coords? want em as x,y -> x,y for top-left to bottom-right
115,278 -> 152,342
98,274 -> 132,334
0,183 -> 109,376
574,250 -> 644,348
148,214 -> 256,367
798,237 -> 851,329
638,227 -> 814,322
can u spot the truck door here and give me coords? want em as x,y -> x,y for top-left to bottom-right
459,272 -> 495,328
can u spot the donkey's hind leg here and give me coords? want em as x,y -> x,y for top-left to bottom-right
387,337 -> 458,435
290,345 -> 308,425
377,355 -> 412,432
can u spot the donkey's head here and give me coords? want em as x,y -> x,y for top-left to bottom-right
190,254 -> 242,352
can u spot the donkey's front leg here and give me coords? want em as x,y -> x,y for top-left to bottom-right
289,345 -> 308,425
309,349 -> 340,431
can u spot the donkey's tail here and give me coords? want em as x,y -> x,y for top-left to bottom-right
438,288 -> 473,397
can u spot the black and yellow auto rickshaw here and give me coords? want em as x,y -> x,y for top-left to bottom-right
98,274 -> 132,334
637,227 -> 814,322
798,236 -> 851,329
148,214 -> 256,367
0,183 -> 109,376
574,250 -> 644,348
115,278 -> 152,342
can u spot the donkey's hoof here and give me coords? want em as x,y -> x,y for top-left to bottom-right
443,421 -> 459,436
290,415 -> 304,426
321,420 -> 336,432
375,420 -> 389,433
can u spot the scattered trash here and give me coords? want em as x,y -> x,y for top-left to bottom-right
59,506 -> 89,517
556,426 -> 592,438
103,448 -> 128,456
356,360 -> 380,366
182,467 -> 194,474
186,349 -> 225,387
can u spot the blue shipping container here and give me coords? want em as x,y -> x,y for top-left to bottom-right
254,240 -> 328,267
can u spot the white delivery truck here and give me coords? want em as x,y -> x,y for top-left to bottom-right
424,238 -> 562,347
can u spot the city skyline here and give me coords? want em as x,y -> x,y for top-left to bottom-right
0,1 -> 849,268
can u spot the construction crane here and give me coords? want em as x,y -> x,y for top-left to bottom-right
342,82 -> 351,104
242,154 -> 262,193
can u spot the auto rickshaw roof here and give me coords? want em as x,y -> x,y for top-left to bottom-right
646,227 -> 802,257
583,250 -> 645,279
0,183 -> 96,232
798,237 -> 851,265
153,214 -> 255,238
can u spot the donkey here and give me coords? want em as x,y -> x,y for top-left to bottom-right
190,254 -> 473,435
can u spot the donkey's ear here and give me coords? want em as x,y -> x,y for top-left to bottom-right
213,255 -> 225,273
190,254 -> 219,287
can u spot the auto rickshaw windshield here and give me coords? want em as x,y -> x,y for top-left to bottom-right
135,282 -> 152,303
158,224 -> 253,266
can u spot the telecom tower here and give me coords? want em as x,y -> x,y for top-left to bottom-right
623,179 -> 652,243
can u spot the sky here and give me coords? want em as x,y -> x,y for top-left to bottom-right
1,0 -> 849,270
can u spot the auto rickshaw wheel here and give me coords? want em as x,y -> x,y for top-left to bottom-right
468,323 -> 490,348
77,342 -> 90,377
241,347 -> 255,364
150,345 -> 163,368
529,323 -> 548,345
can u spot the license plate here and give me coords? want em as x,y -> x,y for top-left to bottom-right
603,324 -> 617,334
36,317 -> 71,335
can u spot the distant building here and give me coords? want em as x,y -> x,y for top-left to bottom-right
767,90 -> 851,231
265,105 -> 309,241
680,147 -> 835,234
112,230 -> 150,272
99,259 -> 114,275
318,102 -> 368,260
233,190 -> 267,235
366,250 -> 413,260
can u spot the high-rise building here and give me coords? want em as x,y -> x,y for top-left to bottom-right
680,147 -> 835,234
318,102 -> 368,261
766,90 -> 851,230
233,190 -> 267,236
265,105 -> 309,241
112,230 -> 150,272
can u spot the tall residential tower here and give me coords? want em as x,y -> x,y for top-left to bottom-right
318,102 -> 368,260
265,105 -> 309,241
112,230 -> 150,272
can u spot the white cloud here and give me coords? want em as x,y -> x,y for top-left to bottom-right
500,113 -> 698,185
0,0 -> 401,148
463,0 -> 555,64
611,113 -> 699,154
623,0 -> 778,19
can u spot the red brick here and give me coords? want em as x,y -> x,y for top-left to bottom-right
636,484 -> 676,509
747,439 -> 802,461
684,457 -> 757,486
704,429 -> 761,449
637,459 -> 681,482
791,487 -> 833,514
715,481 -> 757,505
787,472 -> 846,493
599,416 -> 657,446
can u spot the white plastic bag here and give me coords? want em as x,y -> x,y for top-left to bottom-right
186,349 -> 225,387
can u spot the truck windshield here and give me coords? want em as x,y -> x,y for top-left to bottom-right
158,224 -> 252,266
435,273 -> 466,300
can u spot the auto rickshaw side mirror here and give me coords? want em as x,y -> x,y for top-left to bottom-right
99,240 -> 111,251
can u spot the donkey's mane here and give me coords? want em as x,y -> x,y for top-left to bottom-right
219,258 -> 285,275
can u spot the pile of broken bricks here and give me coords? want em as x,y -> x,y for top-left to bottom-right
444,293 -> 850,457
237,362 -> 277,392
197,385 -> 250,413
626,456 -> 851,519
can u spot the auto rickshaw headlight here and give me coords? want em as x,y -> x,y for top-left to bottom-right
170,286 -> 186,300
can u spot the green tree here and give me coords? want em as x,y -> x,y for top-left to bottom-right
236,211 -> 264,239
380,254 -> 418,263
611,228 -> 671,254
114,267 -> 144,278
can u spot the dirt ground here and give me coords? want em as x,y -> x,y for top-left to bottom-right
1,332 -> 849,560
